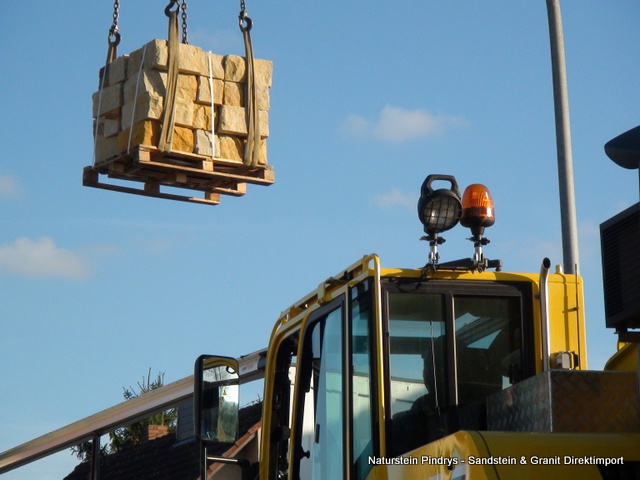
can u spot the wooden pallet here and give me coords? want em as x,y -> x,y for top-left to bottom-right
83,145 -> 275,205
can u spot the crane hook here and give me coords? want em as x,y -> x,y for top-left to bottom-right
165,0 -> 179,17
239,9 -> 253,32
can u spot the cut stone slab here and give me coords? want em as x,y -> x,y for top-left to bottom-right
93,83 -> 123,118
121,92 -> 164,130
218,105 -> 269,137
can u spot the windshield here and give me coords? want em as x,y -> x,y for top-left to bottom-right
387,293 -> 447,417
385,281 -> 528,455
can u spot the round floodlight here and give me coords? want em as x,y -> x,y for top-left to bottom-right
417,175 -> 462,235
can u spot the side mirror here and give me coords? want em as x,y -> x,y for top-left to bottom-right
194,355 -> 240,443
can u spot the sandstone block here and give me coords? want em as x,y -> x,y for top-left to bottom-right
216,136 -> 268,164
172,126 -> 194,153
128,39 -> 168,75
178,43 -> 207,75
96,115 -> 120,138
218,135 -> 244,163
124,71 -> 196,104
254,59 -> 273,88
257,85 -> 270,111
93,82 -> 123,118
205,52 -> 225,80
224,55 -> 245,82
258,138 -> 268,165
218,105 -> 269,137
118,120 -> 161,152
260,111 -> 269,138
193,104 -> 214,130
221,57 -> 273,87
176,74 -> 197,101
107,55 -> 129,85
223,82 -> 270,110
117,121 -> 194,153
124,70 -> 167,104
194,129 -> 214,157
223,82 -> 244,107
197,77 -> 223,105
94,135 -> 120,165
121,92 -> 164,130
173,97 -> 195,128
218,105 -> 246,135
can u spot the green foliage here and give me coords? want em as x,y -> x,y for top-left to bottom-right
109,370 -> 177,453
70,440 -> 108,462
71,369 -> 177,461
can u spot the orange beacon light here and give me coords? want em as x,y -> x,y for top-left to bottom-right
460,184 -> 495,238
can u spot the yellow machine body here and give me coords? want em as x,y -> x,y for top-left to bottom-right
227,254 -> 639,480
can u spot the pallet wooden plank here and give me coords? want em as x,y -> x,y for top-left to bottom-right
85,143 -> 272,204
100,166 -> 247,196
134,153 -> 274,186
83,166 -> 221,205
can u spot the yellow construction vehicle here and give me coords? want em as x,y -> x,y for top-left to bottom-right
195,173 -> 640,480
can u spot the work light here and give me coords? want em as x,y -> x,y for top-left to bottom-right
417,175 -> 462,235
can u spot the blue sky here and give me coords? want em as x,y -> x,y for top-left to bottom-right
1,2 -> 639,478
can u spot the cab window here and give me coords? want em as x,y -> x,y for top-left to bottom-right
385,280 -> 532,456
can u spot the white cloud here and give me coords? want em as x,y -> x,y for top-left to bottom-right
340,105 -> 465,142
373,188 -> 415,210
341,114 -> 372,139
0,174 -> 22,198
0,237 -> 91,279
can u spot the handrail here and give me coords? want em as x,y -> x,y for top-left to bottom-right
540,257 -> 552,372
0,347 -> 268,475
0,376 -> 193,475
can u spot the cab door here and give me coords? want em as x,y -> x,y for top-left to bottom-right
290,280 -> 377,480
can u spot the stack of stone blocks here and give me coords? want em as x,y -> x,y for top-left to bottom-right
93,39 -> 272,168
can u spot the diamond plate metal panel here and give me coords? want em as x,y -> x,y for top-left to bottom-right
486,370 -> 639,433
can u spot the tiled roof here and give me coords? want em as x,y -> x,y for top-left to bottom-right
63,434 -> 200,480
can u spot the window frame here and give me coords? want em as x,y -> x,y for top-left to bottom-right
381,278 -> 534,447
291,296 -> 347,480
347,279 -> 379,480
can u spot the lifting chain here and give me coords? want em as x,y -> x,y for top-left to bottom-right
108,0 -> 121,47
165,0 -> 189,44
238,0 -> 252,32
181,0 -> 188,44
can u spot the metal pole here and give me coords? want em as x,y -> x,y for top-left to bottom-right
200,443 -> 208,480
90,434 -> 101,480
545,0 -> 580,275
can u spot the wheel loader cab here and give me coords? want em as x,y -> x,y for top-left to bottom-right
257,256 -> 541,480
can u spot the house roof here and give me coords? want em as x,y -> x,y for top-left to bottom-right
63,402 -> 263,480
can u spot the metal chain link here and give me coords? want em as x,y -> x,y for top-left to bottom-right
181,0 -> 188,44
108,0 -> 121,46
